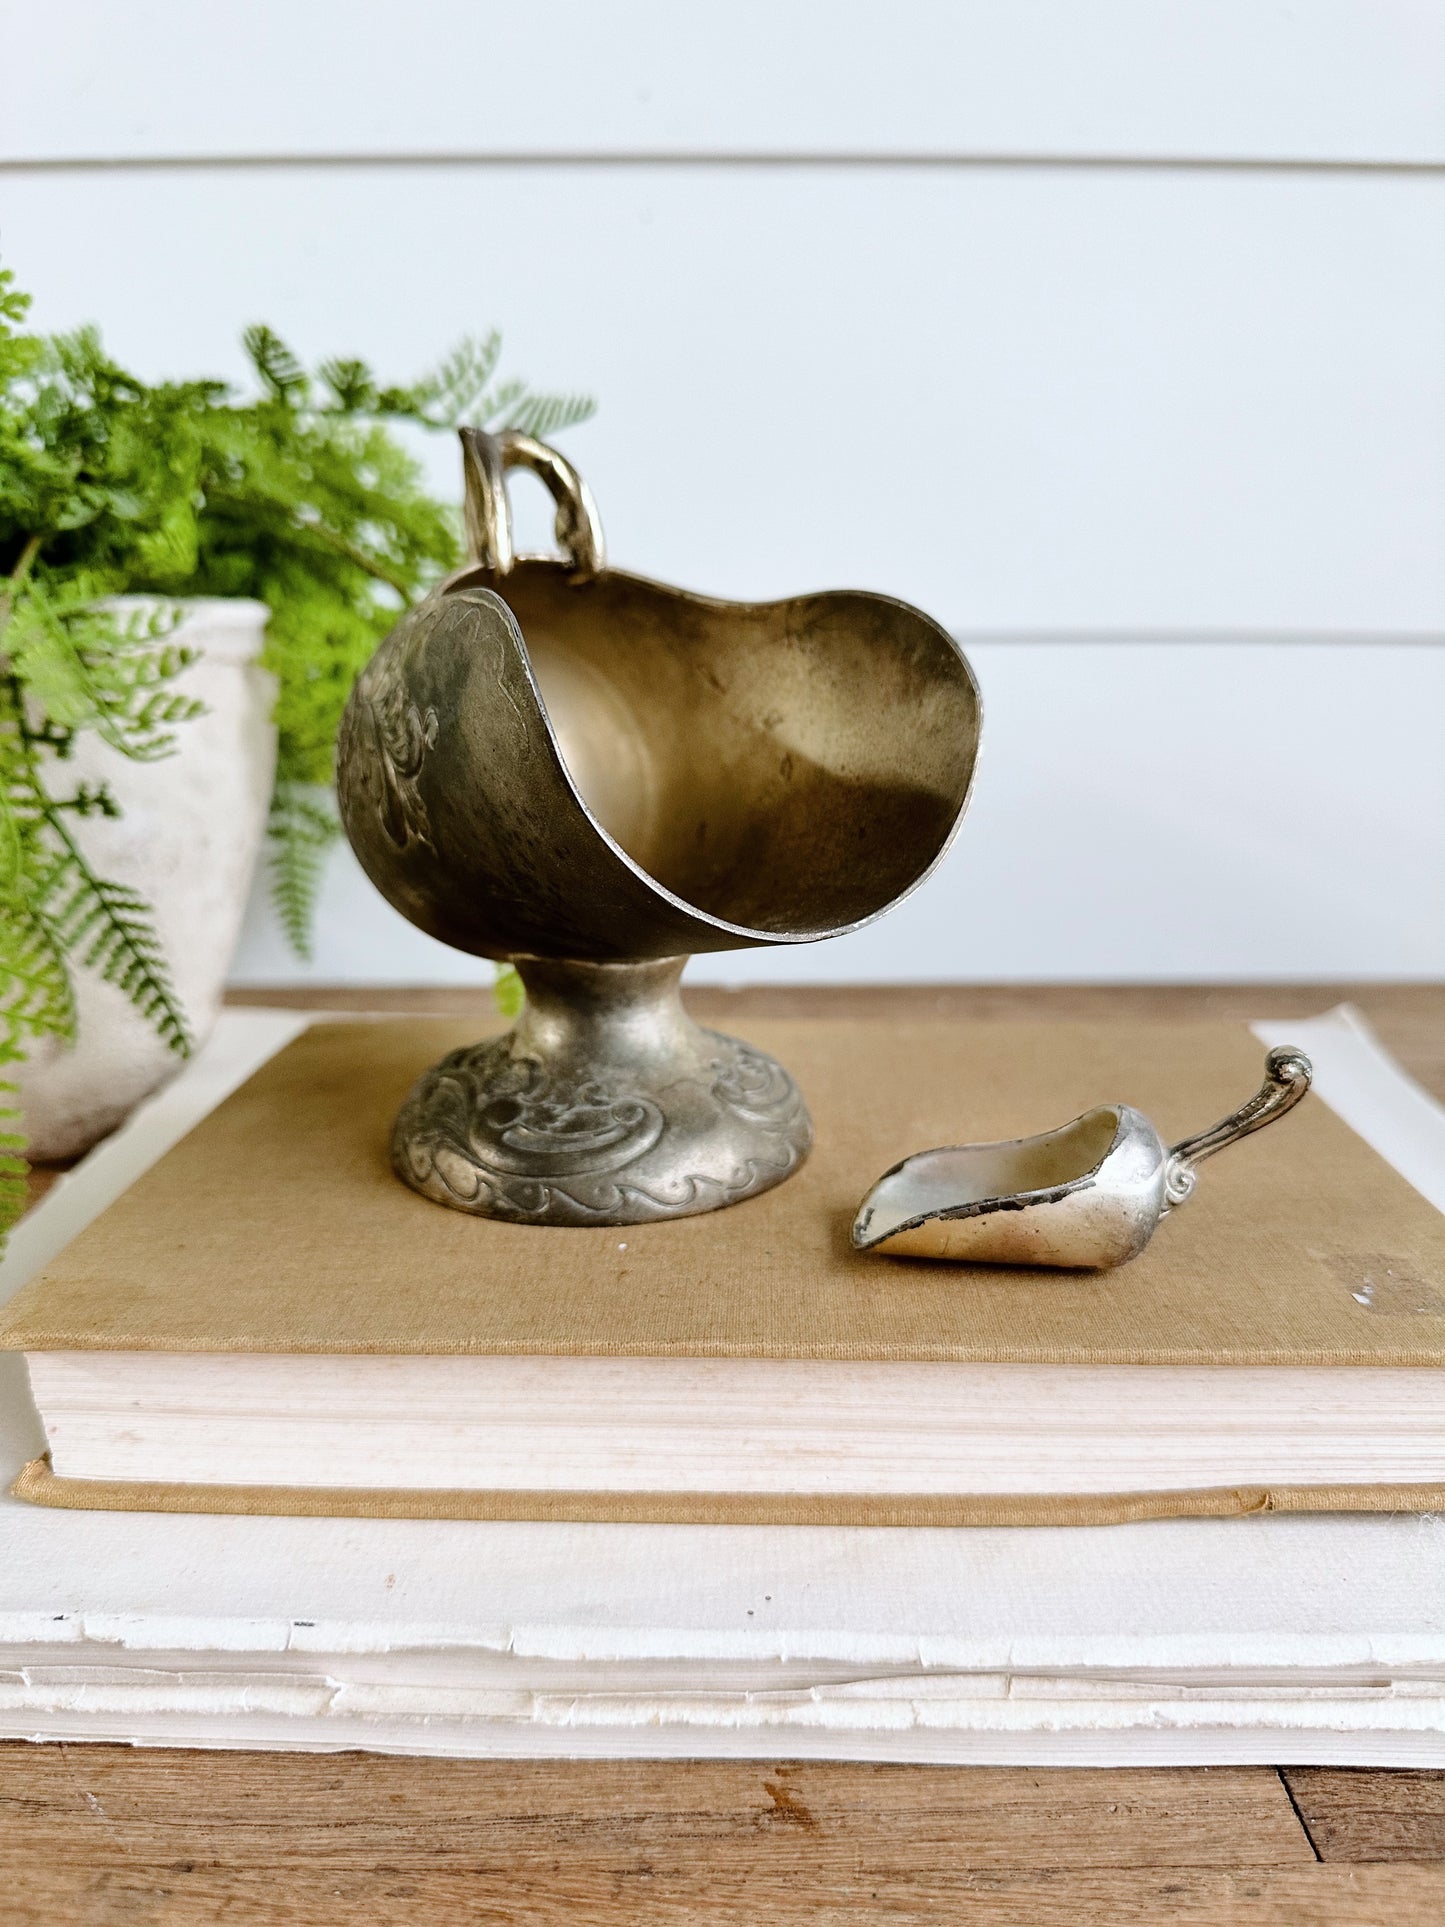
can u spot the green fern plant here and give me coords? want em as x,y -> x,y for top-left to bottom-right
0,262 -> 591,1234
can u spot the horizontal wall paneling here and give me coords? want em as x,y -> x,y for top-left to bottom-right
6,1 -> 1444,166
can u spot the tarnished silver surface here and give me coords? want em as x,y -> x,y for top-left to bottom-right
392,958 -> 811,1225
852,1045 -> 1313,1269
338,427 -> 980,1225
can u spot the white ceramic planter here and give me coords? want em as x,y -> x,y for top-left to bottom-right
16,598 -> 276,1160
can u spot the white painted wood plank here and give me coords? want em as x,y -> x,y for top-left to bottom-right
228,641 -> 1445,984
6,0 -> 1445,167
5,164 -> 1441,633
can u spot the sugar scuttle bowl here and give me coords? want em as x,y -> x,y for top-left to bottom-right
337,428 -> 981,1225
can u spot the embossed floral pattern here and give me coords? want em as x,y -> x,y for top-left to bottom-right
393,1032 -> 811,1225
338,641 -> 439,855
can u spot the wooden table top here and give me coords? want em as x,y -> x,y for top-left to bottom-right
7,982 -> 1445,1925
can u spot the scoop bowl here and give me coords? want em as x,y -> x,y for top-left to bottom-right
853,1045 -> 1313,1270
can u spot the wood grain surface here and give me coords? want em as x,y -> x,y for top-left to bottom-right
14,1862 -> 1445,1927
1282,1767 -> 1445,1863
0,1749 -> 1442,1924
10,982 -> 1445,1922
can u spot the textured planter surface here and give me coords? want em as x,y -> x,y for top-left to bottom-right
17,599 -> 275,1160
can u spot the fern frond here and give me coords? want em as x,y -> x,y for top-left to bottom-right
0,883 -> 76,1045
394,333 -> 504,428
244,325 -> 309,404
267,785 -> 341,961
0,695 -> 78,1048
0,887 -> 76,1246
0,1077 -> 27,1239
0,264 -> 30,334
477,375 -> 528,421
319,357 -> 378,413
7,587 -> 200,761
43,841 -> 191,1056
501,392 -> 596,440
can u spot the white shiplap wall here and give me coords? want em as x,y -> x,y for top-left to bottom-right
5,0 -> 1443,983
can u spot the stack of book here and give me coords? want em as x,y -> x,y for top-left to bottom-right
3,1002 -> 1444,1764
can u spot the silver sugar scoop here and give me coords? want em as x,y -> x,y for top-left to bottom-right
852,1045 -> 1312,1270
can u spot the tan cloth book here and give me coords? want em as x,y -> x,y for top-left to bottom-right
6,1014 -> 1445,1525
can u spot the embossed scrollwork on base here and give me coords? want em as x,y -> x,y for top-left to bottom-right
710,1037 -> 808,1127
393,1032 -> 812,1226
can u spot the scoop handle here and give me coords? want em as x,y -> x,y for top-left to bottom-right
458,425 -> 605,580
1163,1044 -> 1312,1207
